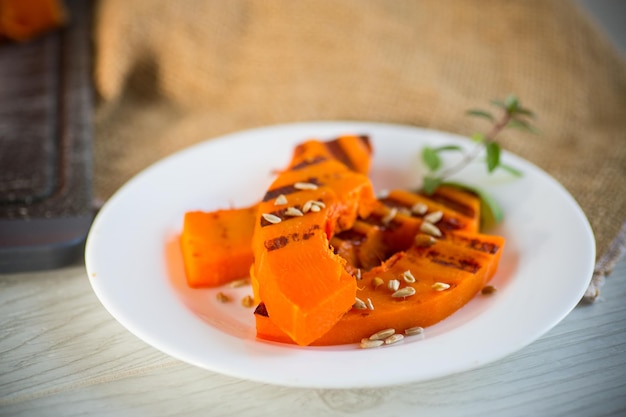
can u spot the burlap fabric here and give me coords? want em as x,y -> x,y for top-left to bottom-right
93,0 -> 626,288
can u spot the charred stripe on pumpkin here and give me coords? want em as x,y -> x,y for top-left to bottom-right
262,177 -> 322,202
323,135 -> 371,172
263,225 -> 321,251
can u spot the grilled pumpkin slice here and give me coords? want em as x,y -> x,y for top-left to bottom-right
255,231 -> 505,345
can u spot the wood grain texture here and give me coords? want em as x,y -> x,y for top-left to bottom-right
1,258 -> 625,417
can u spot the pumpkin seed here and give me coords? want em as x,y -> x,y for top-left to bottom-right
432,282 -> 451,291
353,297 -> 367,310
372,277 -> 384,289
360,338 -> 384,349
262,213 -> 282,224
274,194 -> 288,205
411,202 -> 428,215
404,326 -> 424,336
381,207 -> 398,226
294,182 -> 318,190
387,279 -> 400,292
424,210 -> 443,224
369,328 -> 396,340
284,207 -> 304,217
403,270 -> 416,283
384,333 -> 404,345
392,287 -> 416,298
419,221 -> 442,237
414,233 -> 437,247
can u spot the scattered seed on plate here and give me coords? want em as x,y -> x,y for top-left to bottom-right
432,282 -> 451,291
424,210 -> 443,224
392,286 -> 416,298
384,333 -> 404,345
262,213 -> 282,224
387,279 -> 400,292
411,202 -> 428,215
216,292 -> 230,302
414,233 -> 437,247
419,221 -> 442,237
481,285 -> 497,295
294,181 -> 318,190
274,194 -> 288,205
404,326 -> 424,336
403,270 -> 416,283
372,277 -> 384,289
369,328 -> 396,340
241,295 -> 255,308
228,278 -> 250,288
366,297 -> 375,310
353,297 -> 367,310
284,207 -> 304,217
360,338 -> 384,349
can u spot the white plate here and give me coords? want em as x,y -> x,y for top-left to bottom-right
85,121 -> 595,388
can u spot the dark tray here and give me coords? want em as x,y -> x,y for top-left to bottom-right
0,0 -> 94,273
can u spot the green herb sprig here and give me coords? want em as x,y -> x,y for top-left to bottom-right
420,94 -> 537,227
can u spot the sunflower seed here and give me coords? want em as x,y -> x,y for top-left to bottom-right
384,333 -> 404,345
353,297 -> 367,310
216,292 -> 230,302
228,278 -> 250,288
366,297 -> 375,310
262,213 -> 282,224
481,285 -> 497,295
424,210 -> 443,224
301,200 -> 313,213
372,277 -> 384,289
411,202 -> 428,215
311,200 -> 326,208
432,282 -> 451,291
355,268 -> 362,280
369,328 -> 396,340
274,194 -> 288,205
284,207 -> 304,217
404,326 -> 424,336
360,338 -> 384,349
381,207 -> 398,226
403,270 -> 416,283
392,286 -> 416,298
294,182 -> 318,190
241,295 -> 255,308
310,204 -> 321,212
414,233 -> 437,247
387,279 -> 400,292
420,221 -> 442,237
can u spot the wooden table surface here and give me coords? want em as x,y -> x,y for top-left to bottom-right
1,252 -> 624,417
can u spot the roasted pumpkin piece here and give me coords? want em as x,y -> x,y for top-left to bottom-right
180,205 -> 257,288
255,231 -> 505,345
289,134 -> 372,174
380,187 -> 480,234
252,157 -> 377,345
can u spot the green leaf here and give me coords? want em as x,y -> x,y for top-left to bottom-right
442,181 -> 505,228
471,132 -> 486,143
507,118 -> 539,134
490,99 -> 507,109
485,142 -> 500,173
498,162 -> 523,177
421,146 -> 441,171
513,107 -> 535,118
434,145 -> 464,153
421,176 -> 442,195
504,94 -> 519,112
466,109 -> 494,122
